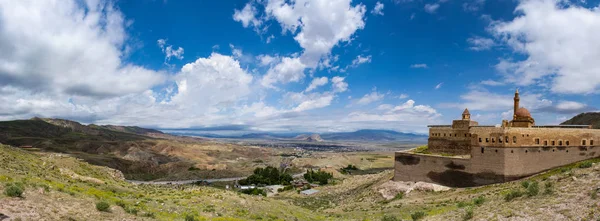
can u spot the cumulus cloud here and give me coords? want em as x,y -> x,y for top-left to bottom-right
372,2 -> 385,15
233,2 -> 262,28
344,99 -> 441,132
424,3 -> 440,13
158,39 -> 185,62
0,0 -> 165,98
491,0 -> 600,94
467,36 -> 495,51
410,63 -> 428,68
256,54 -> 279,66
252,0 -> 367,67
261,57 -> 306,88
350,55 -> 372,68
356,91 -> 385,105
332,76 -> 349,93
305,77 -> 329,92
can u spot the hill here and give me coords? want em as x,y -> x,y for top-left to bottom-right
321,129 -> 427,142
561,112 -> 600,129
0,144 -> 322,220
294,134 -> 324,142
0,118 -> 280,181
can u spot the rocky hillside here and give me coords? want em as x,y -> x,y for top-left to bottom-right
0,144 -> 322,220
561,112 -> 600,129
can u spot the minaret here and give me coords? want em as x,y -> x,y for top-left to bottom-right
513,89 -> 520,120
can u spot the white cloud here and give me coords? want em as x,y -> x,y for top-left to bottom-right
158,39 -> 185,62
372,2 -> 385,16
463,0 -> 485,12
233,2 -> 262,28
410,63 -> 428,68
424,3 -> 440,14
435,82 -> 443,89
305,77 -> 329,92
332,76 -> 349,93
261,57 -> 306,88
344,99 -> 441,132
350,55 -> 372,68
356,91 -> 385,105
256,54 -> 279,66
440,90 -> 553,112
266,34 -> 275,43
480,80 -> 504,86
467,36 -> 495,51
261,0 -> 367,67
0,0 -> 165,98
491,0 -> 600,94
229,44 -> 243,58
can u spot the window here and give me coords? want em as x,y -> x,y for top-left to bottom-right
559,141 -> 563,146
535,138 -> 540,145
566,141 -> 570,146
492,138 -> 495,143
499,137 -> 503,143
527,134 -> 529,137
444,133 -> 446,137
486,138 -> 489,143
505,136 -> 509,143
552,141 -> 555,146
481,147 -> 484,154
583,140 -> 587,146
522,134 -> 525,137
592,140 -> 595,146
544,140 -> 548,146
513,136 -> 517,144
479,138 -> 482,142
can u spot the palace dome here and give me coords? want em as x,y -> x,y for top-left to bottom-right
515,107 -> 531,118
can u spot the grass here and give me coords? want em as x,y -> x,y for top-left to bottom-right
412,145 -> 430,154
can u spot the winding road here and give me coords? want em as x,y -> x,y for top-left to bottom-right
127,172 -> 306,185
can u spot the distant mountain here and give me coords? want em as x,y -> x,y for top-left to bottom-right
294,134 -> 323,142
561,112 -> 600,129
321,129 -> 427,142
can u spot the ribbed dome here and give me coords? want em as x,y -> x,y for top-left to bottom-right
515,107 -> 531,118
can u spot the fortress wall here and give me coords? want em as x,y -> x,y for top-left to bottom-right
394,152 -> 474,187
503,145 -> 598,177
470,127 -> 600,148
428,127 -> 472,155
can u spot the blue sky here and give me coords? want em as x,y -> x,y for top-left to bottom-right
0,0 -> 599,134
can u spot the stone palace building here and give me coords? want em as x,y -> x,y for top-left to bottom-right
394,90 -> 600,187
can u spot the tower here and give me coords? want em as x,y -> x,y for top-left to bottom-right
513,89 -> 520,120
462,108 -> 470,120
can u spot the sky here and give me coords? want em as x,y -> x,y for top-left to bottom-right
0,0 -> 599,134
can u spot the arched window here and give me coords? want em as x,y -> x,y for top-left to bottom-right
492,138 -> 495,143
552,141 -> 555,146
583,140 -> 587,145
486,138 -> 489,143
505,136 -> 509,143
499,137 -> 503,143
535,138 -> 540,145
566,141 -> 570,146
513,136 -> 517,144
544,140 -> 548,146
559,140 -> 563,146
592,140 -> 595,146
479,138 -> 482,142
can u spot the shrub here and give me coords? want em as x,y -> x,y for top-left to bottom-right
457,201 -> 469,208
304,169 -> 333,185
521,181 -> 530,189
411,211 -> 426,221
239,166 -> 293,185
96,201 -> 110,212
381,215 -> 400,221
544,182 -> 554,195
393,192 -> 404,200
185,214 -> 197,221
579,161 -> 593,168
473,196 -> 485,206
125,207 -> 138,215
240,188 -> 267,196
4,183 -> 24,198
591,189 -> 598,199
504,189 -> 523,201
527,181 -> 539,197
115,200 -> 126,208
463,207 -> 474,220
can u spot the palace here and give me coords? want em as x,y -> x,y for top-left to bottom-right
394,90 -> 600,187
